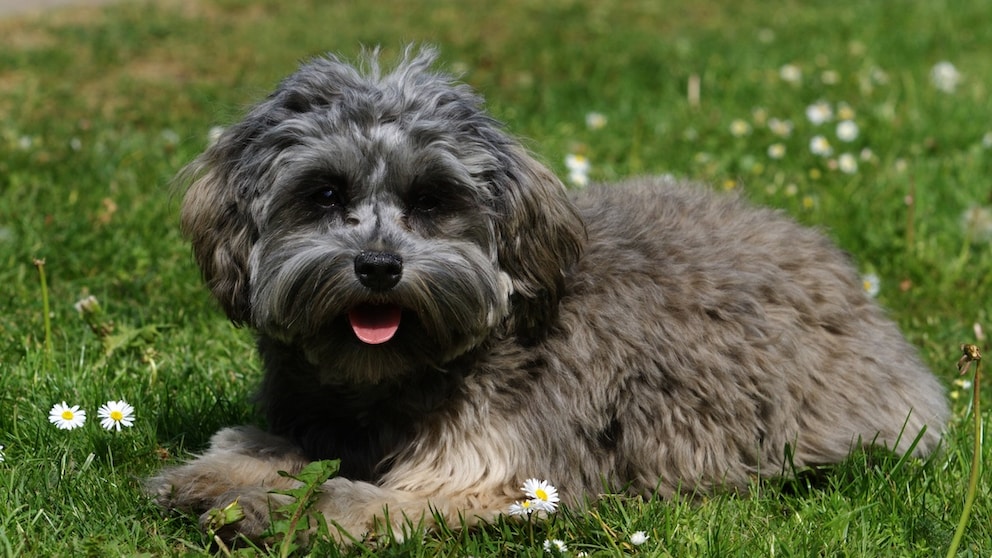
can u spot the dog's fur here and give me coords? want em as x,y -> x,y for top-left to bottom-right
151,47 -> 949,542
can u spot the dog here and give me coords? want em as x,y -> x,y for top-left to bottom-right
151,46 -> 949,543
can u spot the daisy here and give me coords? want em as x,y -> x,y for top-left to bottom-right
508,500 -> 534,516
837,153 -> 858,174
565,154 -> 590,187
522,478 -> 560,513
630,531 -> 650,546
97,400 -> 136,431
805,101 -> 833,125
809,135 -> 833,157
836,120 -> 859,142
49,402 -> 86,430
767,118 -> 793,138
543,539 -> 568,553
961,206 -> 992,242
565,154 -> 589,174
729,119 -> 752,137
568,171 -> 589,188
836,102 -> 856,121
820,70 -> 840,85
779,64 -> 802,84
982,132 -> 992,149
862,273 -> 880,297
0,444 -> 5,462
767,143 -> 786,160
930,61 -> 961,93
585,112 -> 607,130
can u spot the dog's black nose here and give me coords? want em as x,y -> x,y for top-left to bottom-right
354,251 -> 403,291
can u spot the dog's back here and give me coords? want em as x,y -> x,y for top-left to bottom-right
544,176 -> 948,495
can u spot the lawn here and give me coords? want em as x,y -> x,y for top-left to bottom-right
1,0 -> 990,556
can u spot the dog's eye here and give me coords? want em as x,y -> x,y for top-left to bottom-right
311,187 -> 342,209
410,193 -> 442,214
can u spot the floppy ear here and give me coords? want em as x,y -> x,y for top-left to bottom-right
493,146 -> 586,339
178,149 -> 257,325
177,56 -> 362,325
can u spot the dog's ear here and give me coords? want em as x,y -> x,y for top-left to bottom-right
494,146 -> 586,339
177,58 -> 361,325
178,147 -> 257,325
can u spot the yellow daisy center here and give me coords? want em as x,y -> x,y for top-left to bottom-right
61,410 -> 74,420
110,410 -> 124,421
534,488 -> 548,501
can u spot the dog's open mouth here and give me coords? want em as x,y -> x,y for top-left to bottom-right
348,304 -> 402,345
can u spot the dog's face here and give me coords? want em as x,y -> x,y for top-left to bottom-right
179,48 -> 585,383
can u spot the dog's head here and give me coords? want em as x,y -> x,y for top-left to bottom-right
179,47 -> 584,382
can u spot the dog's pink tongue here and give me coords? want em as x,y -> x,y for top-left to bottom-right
348,305 -> 402,345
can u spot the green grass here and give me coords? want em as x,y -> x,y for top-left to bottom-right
1,0 -> 990,555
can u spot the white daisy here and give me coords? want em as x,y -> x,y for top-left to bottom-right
49,402 -> 86,430
767,143 -> 786,160
0,444 -> 5,462
543,539 -> 568,553
779,64 -> 802,84
836,120 -> 859,142
930,61 -> 961,93
805,101 -> 833,125
767,118 -> 793,138
522,478 -> 560,513
729,119 -> 752,137
809,135 -> 833,157
585,112 -> 607,130
838,153 -> 858,174
835,103 -> 856,121
565,153 -> 590,174
97,400 -> 136,431
508,500 -> 534,516
565,154 -> 590,187
568,171 -> 589,187
961,206 -> 992,242
630,530 -> 650,546
820,70 -> 840,85
862,274 -> 880,297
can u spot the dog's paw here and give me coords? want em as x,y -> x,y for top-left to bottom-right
146,466 -> 199,512
197,488 -> 294,543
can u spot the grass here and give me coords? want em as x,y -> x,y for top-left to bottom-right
1,0 -> 990,555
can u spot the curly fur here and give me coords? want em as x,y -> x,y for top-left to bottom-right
150,46 -> 949,543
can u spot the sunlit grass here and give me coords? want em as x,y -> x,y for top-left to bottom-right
1,0 -> 990,555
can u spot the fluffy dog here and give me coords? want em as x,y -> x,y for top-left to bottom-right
151,47 -> 948,542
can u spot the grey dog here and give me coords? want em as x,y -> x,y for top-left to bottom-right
151,47 -> 948,542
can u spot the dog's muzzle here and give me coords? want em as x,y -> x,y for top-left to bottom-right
350,251 -> 404,345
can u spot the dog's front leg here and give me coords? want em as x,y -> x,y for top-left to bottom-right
311,475 -> 512,543
151,426 -> 509,544
150,426 -> 311,541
